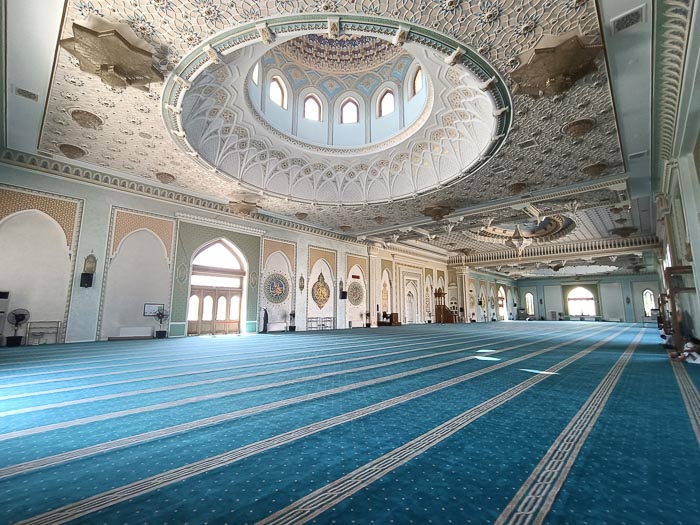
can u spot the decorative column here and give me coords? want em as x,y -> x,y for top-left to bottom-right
368,245 -> 381,327
456,265 -> 470,323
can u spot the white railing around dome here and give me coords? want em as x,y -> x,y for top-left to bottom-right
447,235 -> 661,266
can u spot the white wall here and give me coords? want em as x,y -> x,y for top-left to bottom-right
0,210 -> 71,339
600,283 -> 625,321
100,229 -> 171,339
544,285 -> 564,320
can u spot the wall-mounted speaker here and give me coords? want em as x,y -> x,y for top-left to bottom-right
80,272 -> 94,288
339,291 -> 348,300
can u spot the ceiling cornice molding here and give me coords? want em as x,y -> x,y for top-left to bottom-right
0,148 -> 376,246
0,148 -> 230,212
652,0 -> 696,190
381,243 -> 448,265
250,213 -> 366,245
447,235 -> 661,267
175,213 -> 266,237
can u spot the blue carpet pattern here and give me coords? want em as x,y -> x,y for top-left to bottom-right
1,322 -> 698,524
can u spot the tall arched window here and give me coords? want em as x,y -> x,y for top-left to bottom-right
567,287 -> 596,317
188,240 -> 246,336
642,289 -> 656,317
252,63 -> 259,85
187,295 -> 200,321
202,295 -> 214,321
378,89 -> 395,117
525,292 -> 535,316
303,94 -> 322,121
412,67 -> 423,97
340,98 -> 359,124
269,76 -> 287,109
216,296 -> 227,321
230,295 -> 241,321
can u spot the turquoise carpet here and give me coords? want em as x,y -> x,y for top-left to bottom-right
1,322 -> 698,524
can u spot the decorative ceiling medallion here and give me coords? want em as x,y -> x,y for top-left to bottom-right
58,143 -> 88,159
311,272 -> 331,309
561,118 -> 596,137
374,216 -> 386,224
70,109 -> 104,129
299,275 -> 305,292
609,226 -> 638,238
423,205 -> 454,221
155,172 -> 176,184
263,273 -> 290,304
510,32 -> 603,97
508,182 -> 528,195
295,212 -> 308,220
59,15 -> 163,91
347,282 -> 364,306
340,225 -> 352,232
467,215 -> 576,246
581,162 -> 608,176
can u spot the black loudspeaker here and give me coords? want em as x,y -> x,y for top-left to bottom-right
340,291 -> 348,300
80,272 -> 94,288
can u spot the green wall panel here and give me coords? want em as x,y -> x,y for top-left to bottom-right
171,221 -> 261,333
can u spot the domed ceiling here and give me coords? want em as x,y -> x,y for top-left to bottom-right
170,25 -> 505,205
277,34 -> 404,74
22,0 -> 657,276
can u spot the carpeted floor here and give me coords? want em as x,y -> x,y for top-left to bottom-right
1,322 -> 698,524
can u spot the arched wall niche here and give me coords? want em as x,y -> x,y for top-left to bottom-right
0,210 -> 72,341
171,222 -> 261,336
404,279 -> 419,324
261,250 -> 294,329
100,229 -> 171,340
381,268 -> 392,319
424,274 -> 435,322
345,264 -> 367,328
308,258 -> 335,324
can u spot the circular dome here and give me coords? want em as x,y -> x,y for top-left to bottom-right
246,35 -> 432,150
162,17 -> 512,206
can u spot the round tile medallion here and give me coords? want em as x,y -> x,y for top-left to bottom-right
263,273 -> 289,303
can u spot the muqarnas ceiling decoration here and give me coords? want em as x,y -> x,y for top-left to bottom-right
510,31 -> 603,97
59,15 -> 163,91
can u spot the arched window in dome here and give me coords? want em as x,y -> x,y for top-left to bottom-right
340,98 -> 359,124
269,76 -> 287,109
303,94 -> 322,121
252,63 -> 259,85
378,89 -> 395,117
412,67 -> 423,97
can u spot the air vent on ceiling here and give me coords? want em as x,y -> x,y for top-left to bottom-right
518,139 -> 538,149
611,5 -> 646,34
15,87 -> 38,101
628,150 -> 648,160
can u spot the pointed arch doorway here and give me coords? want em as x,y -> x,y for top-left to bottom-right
187,240 -> 247,335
